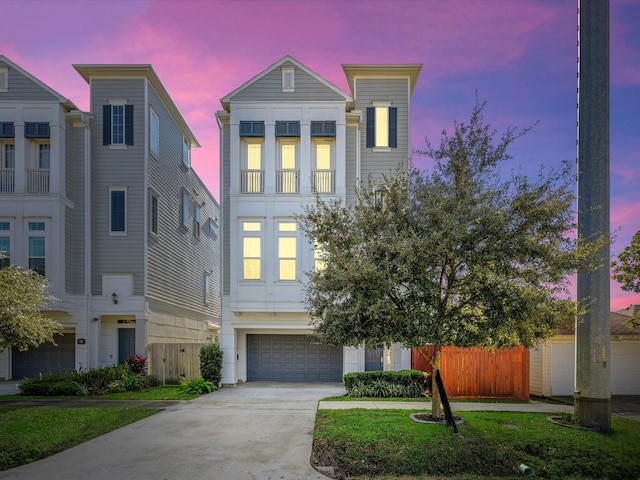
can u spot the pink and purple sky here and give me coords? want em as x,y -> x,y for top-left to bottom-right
2,0 -> 638,311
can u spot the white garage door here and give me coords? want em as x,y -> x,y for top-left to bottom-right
551,342 -> 575,396
611,342 -> 640,394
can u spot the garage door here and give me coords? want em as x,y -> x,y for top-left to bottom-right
551,342 -> 575,396
247,334 -> 343,382
612,342 -> 640,394
12,332 -> 76,379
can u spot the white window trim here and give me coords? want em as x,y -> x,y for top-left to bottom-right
182,135 -> 191,168
108,99 -> 128,149
150,108 -> 159,158
109,187 -> 128,236
0,68 -> 8,92
149,189 -> 159,237
204,271 -> 212,305
242,220 -> 263,281
372,101 -> 392,152
277,220 -> 297,282
181,190 -> 190,228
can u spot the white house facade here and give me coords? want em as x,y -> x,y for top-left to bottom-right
216,56 -> 421,384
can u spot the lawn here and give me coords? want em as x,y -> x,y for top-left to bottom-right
0,407 -> 157,471
0,385 -> 200,401
313,409 -> 640,480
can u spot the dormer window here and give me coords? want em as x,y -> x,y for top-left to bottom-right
282,66 -> 294,93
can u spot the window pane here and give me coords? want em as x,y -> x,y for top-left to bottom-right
279,237 -> 296,257
244,259 -> 261,280
0,237 -> 10,257
183,137 -> 191,167
316,144 -> 331,170
39,144 -> 50,169
150,111 -> 159,155
182,191 -> 189,226
244,237 -> 261,257
247,144 -> 261,170
111,190 -> 126,232
29,258 -> 46,276
29,237 -> 45,256
279,259 -> 296,280
112,105 -> 124,144
375,107 -> 389,147
281,144 -> 296,169
28,222 -> 45,231
151,195 -> 158,234
3,144 -> 15,168
243,222 -> 261,232
0,222 -> 9,230
278,222 -> 296,232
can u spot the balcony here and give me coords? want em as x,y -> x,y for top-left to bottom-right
276,169 -> 299,194
0,169 -> 14,193
312,170 -> 335,194
27,169 -> 50,194
240,169 -> 264,193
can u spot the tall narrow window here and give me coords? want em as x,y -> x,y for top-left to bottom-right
112,105 -> 125,144
39,143 -> 50,169
150,109 -> 159,156
182,136 -> 191,167
242,221 -> 261,280
312,141 -> 334,193
314,242 -> 327,272
110,189 -> 127,234
242,142 -> 263,193
194,203 -> 201,238
2,143 -> 14,168
366,106 -> 397,148
278,222 -> 297,281
0,221 -> 10,268
103,103 -> 133,146
182,190 -> 189,227
28,222 -> 46,276
277,143 -> 298,193
204,272 -> 212,304
150,192 -> 159,236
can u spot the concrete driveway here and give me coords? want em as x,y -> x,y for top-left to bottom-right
0,382 -> 346,480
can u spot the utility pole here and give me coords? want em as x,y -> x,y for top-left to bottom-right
575,0 -> 611,432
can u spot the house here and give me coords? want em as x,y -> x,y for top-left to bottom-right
530,310 -> 640,396
0,56 -> 220,380
216,56 -> 421,384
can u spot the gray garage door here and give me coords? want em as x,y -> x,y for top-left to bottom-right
247,334 -> 343,382
12,332 -> 76,379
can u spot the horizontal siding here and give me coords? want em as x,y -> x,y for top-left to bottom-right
90,78 -> 146,295
221,121 -> 231,296
345,124 -> 357,205
0,59 -> 60,102
65,118 -> 86,294
231,62 -> 345,103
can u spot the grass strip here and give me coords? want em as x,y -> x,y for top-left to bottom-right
0,407 -> 157,471
313,409 -> 640,479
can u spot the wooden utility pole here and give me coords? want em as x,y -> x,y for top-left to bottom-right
575,0 -> 611,432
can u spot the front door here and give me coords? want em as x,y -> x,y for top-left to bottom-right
365,348 -> 383,371
118,328 -> 136,364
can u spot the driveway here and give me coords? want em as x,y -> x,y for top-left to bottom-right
0,382 -> 346,480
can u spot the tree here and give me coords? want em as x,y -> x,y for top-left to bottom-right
299,98 -> 605,417
0,265 -> 61,351
611,230 -> 640,326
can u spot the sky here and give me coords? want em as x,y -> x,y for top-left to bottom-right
2,0 -> 638,311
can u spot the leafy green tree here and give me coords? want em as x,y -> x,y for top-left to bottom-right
0,265 -> 61,351
611,230 -> 640,326
299,98 -> 605,417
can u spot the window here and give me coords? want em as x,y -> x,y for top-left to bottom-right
312,141 -> 334,193
242,221 -> 261,280
150,109 -> 159,157
282,66 -> 295,92
241,141 -> 263,193
182,136 -> 191,167
0,122 -> 14,138
275,121 -> 300,137
278,222 -> 297,281
366,106 -> 397,148
103,103 -> 134,146
277,142 -> 299,193
2,142 -> 14,168
38,144 -> 50,169
204,272 -> 212,304
0,222 -> 10,268
314,241 -> 327,272
239,121 -> 265,137
24,122 -> 50,138
194,203 -> 201,238
209,218 -> 219,239
28,222 -> 45,276
182,191 -> 189,228
310,121 -> 336,137
110,188 -> 127,234
150,191 -> 159,236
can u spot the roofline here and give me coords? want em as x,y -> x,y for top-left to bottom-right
342,63 -> 423,98
73,64 -> 200,147
219,55 -> 353,111
0,55 -> 78,111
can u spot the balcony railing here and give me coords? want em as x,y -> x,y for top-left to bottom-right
240,169 -> 264,193
27,169 -> 50,194
312,170 -> 335,194
276,169 -> 299,193
0,169 -> 15,193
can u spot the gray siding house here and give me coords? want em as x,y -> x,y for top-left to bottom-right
0,56 -> 220,380
216,56 -> 421,384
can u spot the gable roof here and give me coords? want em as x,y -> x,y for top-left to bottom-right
342,63 -> 422,98
219,55 -> 352,110
0,55 -> 77,110
556,311 -> 640,336
74,64 -> 199,147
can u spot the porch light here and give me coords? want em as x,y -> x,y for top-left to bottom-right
111,293 -> 118,304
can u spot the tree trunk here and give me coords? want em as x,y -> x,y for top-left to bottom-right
417,344 -> 443,419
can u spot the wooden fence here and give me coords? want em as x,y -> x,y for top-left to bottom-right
148,343 -> 208,384
411,345 -> 530,400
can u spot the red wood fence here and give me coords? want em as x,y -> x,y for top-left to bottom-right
411,345 -> 530,400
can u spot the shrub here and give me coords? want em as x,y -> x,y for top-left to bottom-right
343,370 -> 428,398
18,373 -> 65,396
178,377 -> 216,394
126,354 -> 146,375
199,344 -> 223,385
109,373 -> 143,393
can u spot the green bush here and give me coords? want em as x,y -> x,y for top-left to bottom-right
178,377 -> 216,394
109,373 -> 143,393
199,344 -> 223,385
343,370 -> 428,398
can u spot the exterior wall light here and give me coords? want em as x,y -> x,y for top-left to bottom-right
111,293 -> 118,304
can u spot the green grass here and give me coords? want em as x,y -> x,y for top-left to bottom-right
0,407 -> 157,471
313,409 -> 640,479
322,396 -> 430,402
0,385 -> 199,401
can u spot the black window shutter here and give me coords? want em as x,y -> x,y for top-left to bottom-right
103,105 -> 111,145
389,107 -> 397,148
366,107 -> 375,148
124,105 -> 134,145
0,122 -> 15,138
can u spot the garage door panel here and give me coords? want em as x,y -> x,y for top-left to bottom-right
12,332 -> 76,379
247,334 -> 343,382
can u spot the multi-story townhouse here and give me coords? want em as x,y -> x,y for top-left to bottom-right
0,56 -> 220,380
216,56 -> 421,384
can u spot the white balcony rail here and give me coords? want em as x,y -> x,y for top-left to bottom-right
312,170 -> 335,194
27,169 -> 50,194
276,169 -> 299,193
240,169 -> 264,193
0,169 -> 15,193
